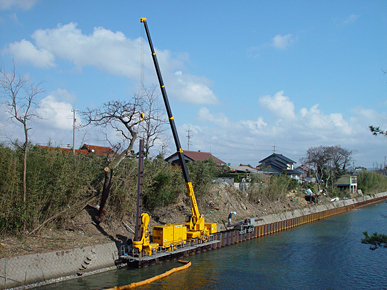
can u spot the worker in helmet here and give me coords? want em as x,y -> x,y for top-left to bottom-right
228,211 -> 236,225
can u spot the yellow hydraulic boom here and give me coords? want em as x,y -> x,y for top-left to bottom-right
140,18 -> 216,241
132,213 -> 158,256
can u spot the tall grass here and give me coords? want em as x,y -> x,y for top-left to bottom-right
0,144 -> 106,234
357,170 -> 387,195
0,143 -> 219,235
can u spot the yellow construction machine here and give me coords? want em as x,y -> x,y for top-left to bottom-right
132,213 -> 159,256
131,18 -> 217,256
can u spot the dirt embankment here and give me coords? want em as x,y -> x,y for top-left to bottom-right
0,184 -> 325,259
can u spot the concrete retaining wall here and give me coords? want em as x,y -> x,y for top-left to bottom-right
1,191 -> 387,289
0,242 -> 120,289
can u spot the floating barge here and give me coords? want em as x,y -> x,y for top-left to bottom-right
119,236 -> 219,267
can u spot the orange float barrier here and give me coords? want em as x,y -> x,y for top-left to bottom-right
104,260 -> 191,290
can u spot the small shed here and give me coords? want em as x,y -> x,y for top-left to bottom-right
335,174 -> 358,194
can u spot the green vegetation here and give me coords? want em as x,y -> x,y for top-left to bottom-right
0,143 -> 220,235
357,170 -> 387,195
247,174 -> 299,203
362,231 -> 387,250
2,141 -> 387,237
143,156 -> 185,210
0,144 -> 105,234
187,159 -> 219,199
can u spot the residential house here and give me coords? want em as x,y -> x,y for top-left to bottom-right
229,164 -> 259,173
79,144 -> 117,156
258,153 -> 300,179
165,150 -> 226,167
40,144 -> 116,156
335,174 -> 358,194
295,165 -> 310,180
40,146 -> 78,154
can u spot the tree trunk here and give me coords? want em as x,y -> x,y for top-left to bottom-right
93,133 -> 137,224
23,124 -> 28,232
93,167 -> 113,224
315,170 -> 320,191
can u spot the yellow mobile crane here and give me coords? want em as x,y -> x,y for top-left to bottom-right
140,18 -> 217,244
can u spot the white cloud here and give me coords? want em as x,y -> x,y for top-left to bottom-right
298,104 -> 351,135
0,0 -> 39,10
197,107 -> 231,127
272,34 -> 294,50
36,95 -> 74,130
4,39 -> 55,68
171,73 -> 218,104
3,22 -> 218,105
351,106 -> 379,121
239,118 -> 267,135
50,88 -> 77,103
185,93 -> 385,168
196,107 -> 268,138
247,33 -> 295,57
259,91 -> 296,120
1,85 -> 384,168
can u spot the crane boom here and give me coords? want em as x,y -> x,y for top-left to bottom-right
140,18 -> 205,235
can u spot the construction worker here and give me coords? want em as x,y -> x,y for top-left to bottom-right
228,211 -> 236,225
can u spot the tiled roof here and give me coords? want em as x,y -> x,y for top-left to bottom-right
258,153 -> 297,174
80,144 -> 117,156
39,146 -> 87,155
239,164 -> 256,169
40,144 -> 116,156
229,165 -> 259,173
259,153 -> 295,165
165,150 -> 226,166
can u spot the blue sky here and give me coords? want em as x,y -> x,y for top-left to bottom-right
0,0 -> 386,169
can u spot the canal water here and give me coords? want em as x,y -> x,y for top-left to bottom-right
40,201 -> 387,290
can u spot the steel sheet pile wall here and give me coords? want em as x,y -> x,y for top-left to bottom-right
211,192 -> 387,249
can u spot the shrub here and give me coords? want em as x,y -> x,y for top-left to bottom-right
187,159 -> 219,200
142,158 -> 185,210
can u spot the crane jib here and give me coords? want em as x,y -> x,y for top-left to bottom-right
140,18 -> 191,185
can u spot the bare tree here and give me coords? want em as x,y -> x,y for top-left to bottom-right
328,145 -> 354,174
301,146 -> 329,190
0,64 -> 44,230
136,85 -> 168,159
82,98 -> 144,223
301,145 -> 354,192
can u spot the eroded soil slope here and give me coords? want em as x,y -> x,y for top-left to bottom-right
0,184 -> 321,258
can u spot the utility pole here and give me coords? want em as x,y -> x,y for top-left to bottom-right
186,128 -> 193,151
72,106 -> 78,155
273,144 -> 276,153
